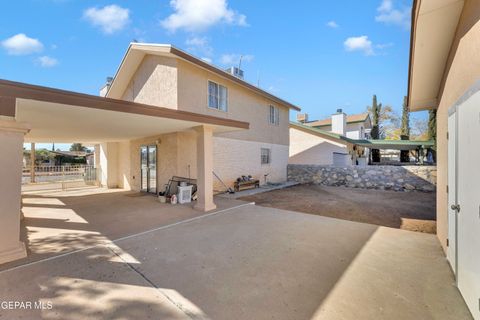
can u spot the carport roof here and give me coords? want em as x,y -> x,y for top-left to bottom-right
0,79 -> 249,143
290,122 -> 434,150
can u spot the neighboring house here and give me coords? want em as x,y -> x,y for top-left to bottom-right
102,43 -> 300,192
289,110 -> 371,166
408,0 -> 480,317
301,110 -> 372,139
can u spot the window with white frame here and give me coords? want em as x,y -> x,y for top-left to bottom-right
208,81 -> 228,111
269,105 -> 279,125
261,148 -> 271,165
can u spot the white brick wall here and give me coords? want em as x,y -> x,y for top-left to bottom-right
213,136 -> 288,191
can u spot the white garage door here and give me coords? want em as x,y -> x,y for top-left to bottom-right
448,90 -> 480,320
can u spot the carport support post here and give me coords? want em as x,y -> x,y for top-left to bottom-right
194,125 -> 216,212
0,116 -> 30,264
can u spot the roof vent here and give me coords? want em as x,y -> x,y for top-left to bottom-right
336,108 -> 343,113
99,76 -> 114,97
224,66 -> 244,80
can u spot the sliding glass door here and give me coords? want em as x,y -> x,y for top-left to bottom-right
140,145 -> 157,194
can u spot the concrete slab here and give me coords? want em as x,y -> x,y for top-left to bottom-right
1,188 -> 248,271
0,199 -> 471,319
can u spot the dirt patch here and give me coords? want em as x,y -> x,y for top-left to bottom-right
239,184 -> 436,233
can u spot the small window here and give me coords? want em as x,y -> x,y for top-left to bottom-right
261,148 -> 271,165
269,105 -> 279,125
208,81 -> 228,111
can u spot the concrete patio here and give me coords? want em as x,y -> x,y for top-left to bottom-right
0,188 -> 472,319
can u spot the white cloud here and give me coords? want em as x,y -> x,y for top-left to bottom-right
220,53 -> 254,66
1,34 -> 44,55
37,56 -> 58,67
185,36 -> 213,57
161,0 -> 248,33
375,0 -> 410,29
83,5 -> 130,34
326,21 -> 339,28
344,36 -> 374,56
201,57 -> 213,64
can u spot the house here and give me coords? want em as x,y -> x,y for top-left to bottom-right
102,43 -> 300,192
0,43 -> 299,264
300,110 -> 372,139
408,0 -> 480,317
289,110 -> 372,166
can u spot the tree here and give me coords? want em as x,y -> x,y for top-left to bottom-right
400,96 -> 410,162
70,143 -> 87,152
369,95 -> 381,162
427,109 -> 437,162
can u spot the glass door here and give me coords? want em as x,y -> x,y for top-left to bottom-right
140,145 -> 157,194
148,145 -> 157,194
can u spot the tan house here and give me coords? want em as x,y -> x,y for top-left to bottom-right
289,110 -> 371,166
0,43 -> 299,265
408,0 -> 480,317
103,43 -> 300,192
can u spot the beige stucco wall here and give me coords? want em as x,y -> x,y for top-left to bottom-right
117,141 -> 131,189
289,127 -> 348,165
213,136 -> 288,191
176,59 -> 290,146
121,55 -> 178,109
435,0 -> 480,251
116,54 -> 293,192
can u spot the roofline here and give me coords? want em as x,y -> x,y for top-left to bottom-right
108,43 -> 301,111
305,113 -> 371,127
407,0 -> 420,111
289,121 -> 354,145
0,79 -> 249,130
290,121 -> 435,148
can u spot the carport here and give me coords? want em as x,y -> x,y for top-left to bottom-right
0,79 -> 248,265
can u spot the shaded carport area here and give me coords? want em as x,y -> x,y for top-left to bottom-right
0,79 -> 248,265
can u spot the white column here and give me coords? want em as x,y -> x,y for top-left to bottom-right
194,125 -> 216,211
0,118 -> 30,264
99,142 -> 118,188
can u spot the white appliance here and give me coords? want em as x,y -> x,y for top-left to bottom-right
177,185 -> 193,204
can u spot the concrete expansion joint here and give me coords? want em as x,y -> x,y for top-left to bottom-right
105,245 -> 204,319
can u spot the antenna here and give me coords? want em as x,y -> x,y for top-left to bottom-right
238,55 -> 243,71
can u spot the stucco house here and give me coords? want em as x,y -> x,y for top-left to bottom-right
408,0 -> 480,317
0,43 -> 300,265
289,110 -> 371,166
300,111 -> 372,139
101,43 -> 300,193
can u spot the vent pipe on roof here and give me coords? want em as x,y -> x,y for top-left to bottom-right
297,113 -> 309,123
99,77 -> 113,97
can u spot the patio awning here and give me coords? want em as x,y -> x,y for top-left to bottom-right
290,122 -> 434,151
0,79 -> 249,143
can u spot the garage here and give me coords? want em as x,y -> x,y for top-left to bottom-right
408,0 -> 480,318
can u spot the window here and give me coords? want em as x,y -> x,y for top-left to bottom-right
261,148 -> 271,165
208,81 -> 228,111
269,105 -> 279,125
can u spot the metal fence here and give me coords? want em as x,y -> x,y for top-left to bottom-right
22,165 -> 98,190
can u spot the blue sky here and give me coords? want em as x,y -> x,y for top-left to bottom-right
1,0 -> 420,150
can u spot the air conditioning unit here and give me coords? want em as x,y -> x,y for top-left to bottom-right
224,66 -> 244,79
177,185 -> 193,204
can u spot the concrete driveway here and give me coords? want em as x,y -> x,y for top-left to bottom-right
0,190 -> 471,319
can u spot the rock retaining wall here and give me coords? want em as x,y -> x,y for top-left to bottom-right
287,164 -> 436,192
